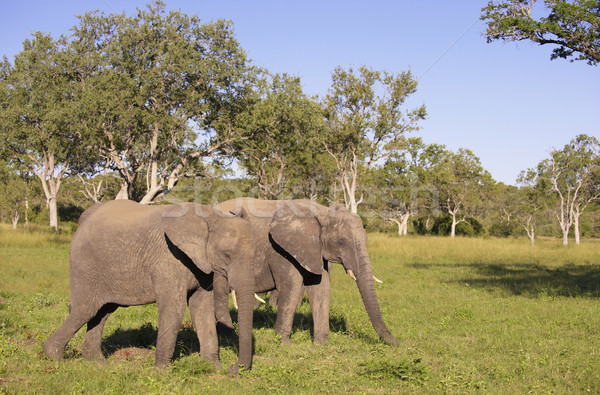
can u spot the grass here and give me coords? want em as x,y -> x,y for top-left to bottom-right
1,224 -> 599,393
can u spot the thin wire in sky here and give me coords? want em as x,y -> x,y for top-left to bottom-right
419,19 -> 480,80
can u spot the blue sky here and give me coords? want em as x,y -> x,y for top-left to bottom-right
2,0 -> 598,185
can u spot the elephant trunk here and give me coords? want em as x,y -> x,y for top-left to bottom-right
354,247 -> 399,346
229,261 -> 254,374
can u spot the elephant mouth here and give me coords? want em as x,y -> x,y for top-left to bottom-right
341,266 -> 357,281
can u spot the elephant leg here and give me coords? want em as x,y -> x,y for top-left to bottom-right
188,289 -> 220,368
43,303 -> 101,361
155,292 -> 186,368
81,303 -> 118,363
213,274 -> 234,338
268,289 -> 278,308
273,268 -> 304,345
305,267 -> 331,345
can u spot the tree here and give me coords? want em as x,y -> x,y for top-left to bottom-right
71,1 -> 256,202
430,148 -> 495,238
532,134 -> 600,245
369,138 -> 442,236
322,66 -> 426,213
481,0 -> 600,65
234,73 -> 330,199
516,170 -> 545,245
0,33 -> 85,229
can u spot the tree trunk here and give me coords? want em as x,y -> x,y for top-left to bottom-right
574,212 -> 581,245
529,226 -> 535,246
48,195 -> 58,230
12,207 -> 19,229
561,225 -> 569,246
24,199 -> 29,225
400,212 -> 409,236
450,213 -> 457,238
115,182 -> 129,200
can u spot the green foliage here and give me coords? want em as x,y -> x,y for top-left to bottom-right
481,0 -> 600,65
233,73 -> 333,199
431,215 -> 485,237
489,221 -> 520,237
322,65 -> 427,212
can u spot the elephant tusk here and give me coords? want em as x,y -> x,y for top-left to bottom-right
231,289 -> 238,310
373,275 -> 383,284
254,294 -> 266,304
347,269 -> 357,281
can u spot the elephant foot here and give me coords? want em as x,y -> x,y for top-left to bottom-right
280,336 -> 292,345
154,358 -> 171,369
43,339 -> 64,361
199,353 -> 221,370
313,336 -> 329,345
381,331 -> 400,347
227,363 -> 240,375
81,347 -> 107,365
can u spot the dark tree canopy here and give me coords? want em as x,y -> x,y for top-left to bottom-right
481,0 -> 600,65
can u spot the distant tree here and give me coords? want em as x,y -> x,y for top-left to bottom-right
370,138 -> 443,236
530,134 -> 600,245
430,148 -> 495,238
234,73 -> 330,199
481,0 -> 600,65
516,169 -> 545,245
0,33 -> 85,229
0,162 -> 28,228
322,66 -> 426,213
486,183 -> 521,237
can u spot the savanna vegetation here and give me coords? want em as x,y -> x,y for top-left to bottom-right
1,1 -> 598,245
1,226 -> 599,393
1,0 -> 599,393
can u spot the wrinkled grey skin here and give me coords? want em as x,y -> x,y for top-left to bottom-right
215,198 -> 398,346
43,200 -> 255,373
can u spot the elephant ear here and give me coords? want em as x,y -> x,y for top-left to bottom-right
162,204 -> 212,274
269,203 -> 323,275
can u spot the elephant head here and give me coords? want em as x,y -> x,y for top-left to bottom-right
269,201 -> 398,346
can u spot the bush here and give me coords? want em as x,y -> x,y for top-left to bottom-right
432,215 -> 484,237
488,222 -> 519,238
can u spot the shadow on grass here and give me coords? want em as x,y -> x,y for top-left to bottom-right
229,299 -> 348,339
410,262 -> 600,298
101,301 -> 349,359
102,322 -> 202,359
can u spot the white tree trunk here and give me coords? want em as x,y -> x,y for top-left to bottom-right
529,226 -> 535,246
399,213 -> 410,236
48,195 -> 58,230
12,207 -> 19,229
523,215 -> 535,246
573,210 -> 581,245
561,224 -> 569,246
450,214 -> 457,238
115,182 -> 129,200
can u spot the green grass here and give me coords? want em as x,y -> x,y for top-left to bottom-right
1,225 -> 599,393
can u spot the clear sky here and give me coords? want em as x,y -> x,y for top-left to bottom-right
1,0 -> 598,185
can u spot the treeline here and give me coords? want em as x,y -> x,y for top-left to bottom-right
1,1 -> 599,245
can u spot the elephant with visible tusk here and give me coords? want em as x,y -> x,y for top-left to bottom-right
43,200 -> 255,374
214,198 -> 398,347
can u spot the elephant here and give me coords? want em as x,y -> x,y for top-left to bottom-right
214,198 -> 398,347
42,200 -> 255,373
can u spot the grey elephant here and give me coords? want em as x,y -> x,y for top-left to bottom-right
43,200 -> 255,373
214,198 -> 398,346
